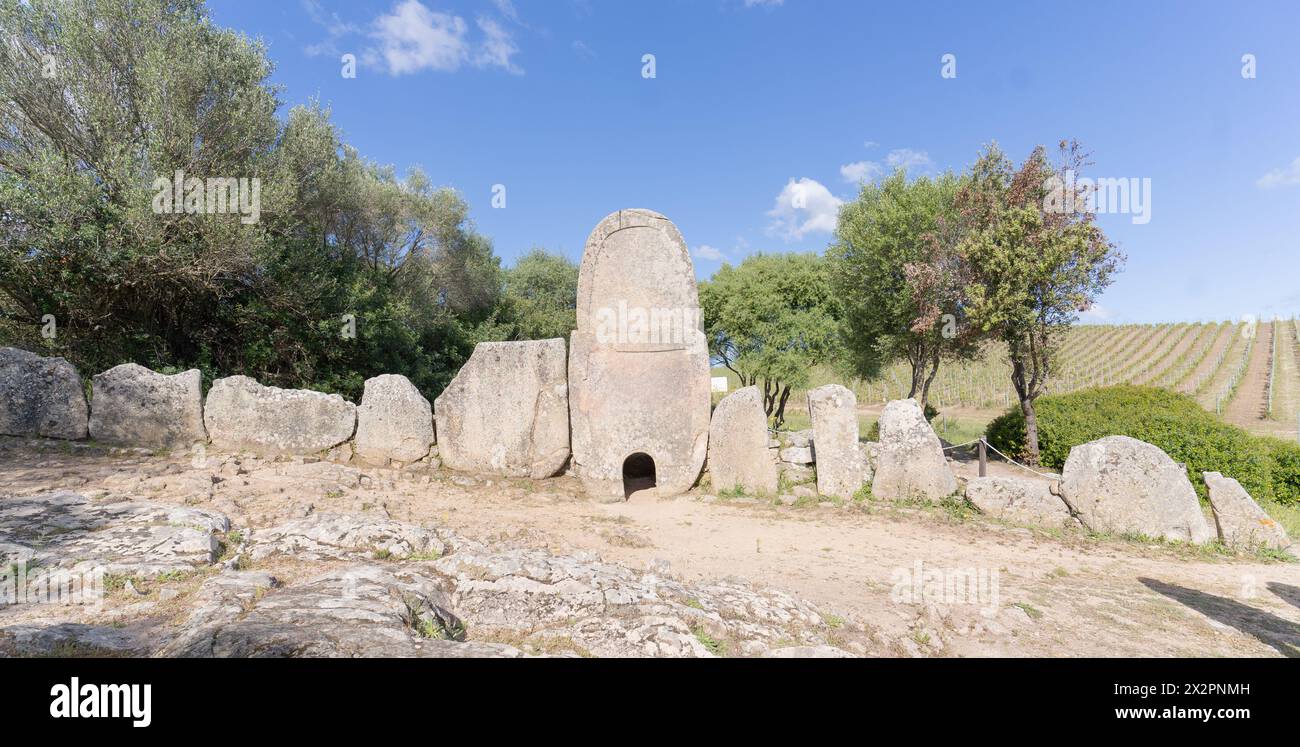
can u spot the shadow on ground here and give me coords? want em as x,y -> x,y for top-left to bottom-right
1139,577 -> 1300,658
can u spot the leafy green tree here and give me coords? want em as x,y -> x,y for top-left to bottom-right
957,141 -> 1123,464
502,249 -> 579,341
829,169 -> 981,413
0,0 -> 505,401
699,253 -> 840,427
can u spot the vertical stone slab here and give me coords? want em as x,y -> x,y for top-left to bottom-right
88,364 -> 206,448
1203,471 -> 1291,550
807,384 -> 870,499
707,386 -> 778,496
871,398 -> 957,503
354,374 -> 436,466
203,376 -> 356,455
0,347 -> 89,440
568,209 -> 711,501
434,339 -> 569,478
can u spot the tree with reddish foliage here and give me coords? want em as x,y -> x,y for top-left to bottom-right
957,141 -> 1124,464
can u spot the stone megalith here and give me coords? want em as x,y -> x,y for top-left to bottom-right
434,339 -> 569,479
707,386 -> 778,496
1060,436 -> 1213,543
966,475 -> 1076,527
1203,472 -> 1291,550
88,364 -> 206,448
568,209 -> 711,501
0,347 -> 89,440
807,385 -> 871,499
354,374 -> 436,466
204,376 -> 356,455
871,398 -> 957,503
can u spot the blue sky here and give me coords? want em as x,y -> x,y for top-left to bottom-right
207,0 -> 1300,324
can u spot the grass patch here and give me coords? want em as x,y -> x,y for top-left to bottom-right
691,625 -> 728,656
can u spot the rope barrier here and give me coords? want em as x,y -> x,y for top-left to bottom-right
981,440 -> 1060,479
940,438 -> 981,452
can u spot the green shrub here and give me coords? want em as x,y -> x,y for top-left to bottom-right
985,386 -> 1296,504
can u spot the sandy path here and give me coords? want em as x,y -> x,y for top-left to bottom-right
1223,321 -> 1273,425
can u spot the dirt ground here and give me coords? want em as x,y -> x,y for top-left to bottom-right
2,439 -> 1298,657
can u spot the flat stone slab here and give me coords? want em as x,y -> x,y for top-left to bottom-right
0,491 -> 228,576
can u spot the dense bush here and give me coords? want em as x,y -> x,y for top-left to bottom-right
0,0 -> 569,403
985,386 -> 1297,504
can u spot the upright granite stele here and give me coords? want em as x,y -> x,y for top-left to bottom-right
568,209 -> 711,501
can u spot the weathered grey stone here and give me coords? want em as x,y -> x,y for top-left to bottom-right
1203,472 -> 1291,550
785,429 -> 814,449
88,364 -> 206,448
806,385 -> 870,499
246,513 -> 448,562
779,446 -> 815,465
203,376 -> 355,455
568,209 -> 711,501
707,386 -> 778,496
434,339 -> 569,479
0,491 -> 227,576
871,399 -> 957,503
966,476 -> 1077,527
0,347 -> 88,440
354,374 -> 435,465
160,566 -> 524,658
1060,436 -> 1213,544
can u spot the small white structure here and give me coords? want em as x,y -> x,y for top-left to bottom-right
711,376 -> 729,394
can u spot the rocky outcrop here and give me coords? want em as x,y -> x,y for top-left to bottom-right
871,399 -> 956,503
88,364 -> 206,448
0,491 -> 227,576
353,374 -> 435,466
203,376 -> 356,455
434,339 -> 570,479
1204,472 -> 1291,550
1060,436 -> 1213,544
706,386 -> 778,496
806,385 -> 871,499
966,476 -> 1077,527
245,513 -> 448,562
0,347 -> 88,440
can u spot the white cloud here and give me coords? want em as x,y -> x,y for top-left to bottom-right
839,147 -> 934,184
694,244 -> 726,262
368,1 -> 522,75
491,0 -> 519,23
839,160 -> 882,184
475,17 -> 523,74
1080,303 -> 1113,322
1257,157 -> 1300,189
744,0 -> 784,6
371,1 -> 469,74
766,178 -> 843,240
302,0 -> 359,57
572,40 -> 596,59
885,148 -> 933,171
